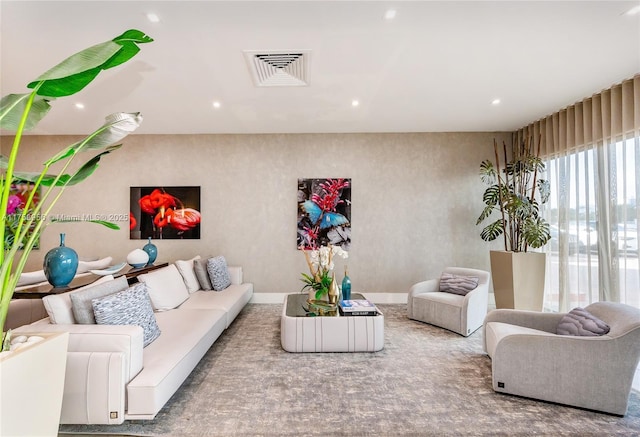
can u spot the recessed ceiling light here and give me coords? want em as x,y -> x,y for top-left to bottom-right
384,9 -> 397,20
491,99 -> 501,105
146,12 -> 160,23
624,5 -> 640,15
352,100 -> 360,107
212,101 -> 221,109
74,102 -> 85,109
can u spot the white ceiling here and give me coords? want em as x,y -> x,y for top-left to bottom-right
1,1 -> 639,135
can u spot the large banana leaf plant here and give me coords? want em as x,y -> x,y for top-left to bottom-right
476,136 -> 551,252
0,29 -> 153,345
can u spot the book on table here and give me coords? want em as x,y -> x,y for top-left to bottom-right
339,299 -> 378,316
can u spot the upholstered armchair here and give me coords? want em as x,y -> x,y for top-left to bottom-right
483,302 -> 640,415
407,267 -> 491,336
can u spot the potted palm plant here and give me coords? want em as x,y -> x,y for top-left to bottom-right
477,135 -> 551,311
0,29 -> 153,437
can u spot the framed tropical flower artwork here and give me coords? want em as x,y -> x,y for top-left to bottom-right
4,181 -> 40,250
130,186 -> 201,240
297,178 -> 351,250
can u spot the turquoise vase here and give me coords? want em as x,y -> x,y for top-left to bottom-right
43,233 -> 79,287
341,265 -> 351,301
142,237 -> 158,265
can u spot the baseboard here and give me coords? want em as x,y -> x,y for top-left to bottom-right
250,292 -> 409,304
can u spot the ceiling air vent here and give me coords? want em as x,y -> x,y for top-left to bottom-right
244,50 -> 310,87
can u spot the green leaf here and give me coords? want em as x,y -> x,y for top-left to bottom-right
50,217 -> 120,230
479,159 -> 496,185
538,179 -> 550,204
482,185 -> 501,206
523,217 -> 551,248
0,93 -> 52,131
476,205 -> 494,225
46,112 -> 142,165
40,145 -> 123,187
480,219 -> 504,242
27,30 -> 153,97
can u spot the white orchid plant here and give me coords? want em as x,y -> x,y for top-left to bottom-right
300,244 -> 348,300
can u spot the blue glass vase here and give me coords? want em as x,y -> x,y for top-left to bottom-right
142,237 -> 158,265
43,233 -> 79,287
341,265 -> 351,301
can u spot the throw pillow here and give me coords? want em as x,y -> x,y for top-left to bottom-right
137,264 -> 190,311
70,276 -> 129,324
175,255 -> 202,293
42,275 -> 115,324
206,256 -> 232,291
194,257 -> 213,291
92,282 -> 161,347
556,307 -> 611,336
439,272 -> 479,296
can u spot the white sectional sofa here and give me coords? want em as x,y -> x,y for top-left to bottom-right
14,259 -> 253,425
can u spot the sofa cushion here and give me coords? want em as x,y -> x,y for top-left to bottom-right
207,256 -> 231,291
42,275 -> 115,324
556,307 -> 611,336
439,272 -> 479,296
180,283 -> 254,328
92,283 -> 161,347
175,255 -> 201,293
137,264 -> 190,311
126,307 -> 227,416
70,276 -> 129,324
193,257 -> 213,291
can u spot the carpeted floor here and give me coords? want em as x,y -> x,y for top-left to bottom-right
59,303 -> 640,436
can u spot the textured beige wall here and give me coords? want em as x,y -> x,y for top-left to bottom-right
4,132 -> 508,294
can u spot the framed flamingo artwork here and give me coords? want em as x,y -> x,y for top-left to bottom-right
130,186 -> 201,240
297,178 -> 351,250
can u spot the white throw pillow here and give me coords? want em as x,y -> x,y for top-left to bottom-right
137,264 -> 190,311
175,255 -> 202,293
42,275 -> 115,324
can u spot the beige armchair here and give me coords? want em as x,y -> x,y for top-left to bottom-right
407,267 -> 491,336
483,301 -> 640,415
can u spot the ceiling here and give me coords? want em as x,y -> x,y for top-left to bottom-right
1,1 -> 639,135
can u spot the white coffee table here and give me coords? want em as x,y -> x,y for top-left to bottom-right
280,293 -> 384,353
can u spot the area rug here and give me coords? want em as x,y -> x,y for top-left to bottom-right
59,304 -> 640,436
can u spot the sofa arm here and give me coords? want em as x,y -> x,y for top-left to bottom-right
484,309 -> 564,333
407,279 -> 438,317
14,323 -> 144,385
60,351 -> 126,425
228,265 -> 243,285
491,332 -> 637,415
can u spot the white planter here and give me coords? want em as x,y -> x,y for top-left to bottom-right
490,250 -> 546,311
0,331 -> 69,437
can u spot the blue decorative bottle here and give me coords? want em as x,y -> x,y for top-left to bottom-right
43,233 -> 79,287
341,265 -> 351,301
142,237 -> 158,265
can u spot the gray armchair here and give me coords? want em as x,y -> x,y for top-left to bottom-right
483,301 -> 640,415
408,267 -> 491,336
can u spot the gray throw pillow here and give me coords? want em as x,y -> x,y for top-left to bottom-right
70,276 -> 129,324
92,283 -> 161,347
439,273 -> 479,296
194,257 -> 213,291
556,307 -> 610,336
206,256 -> 232,291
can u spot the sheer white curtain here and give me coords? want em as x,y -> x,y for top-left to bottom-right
516,75 -> 640,312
